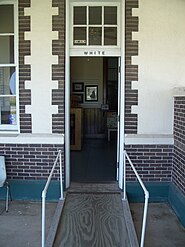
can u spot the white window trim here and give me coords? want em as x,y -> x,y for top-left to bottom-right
0,0 -> 19,133
70,1 -> 121,56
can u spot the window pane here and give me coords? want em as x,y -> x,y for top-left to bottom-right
104,6 -> 117,25
104,27 -> 117,45
89,27 -> 102,45
74,6 -> 86,25
0,96 -> 16,124
0,67 -> 16,95
0,36 -> 14,64
89,7 -> 102,25
74,27 -> 86,45
0,5 -> 14,33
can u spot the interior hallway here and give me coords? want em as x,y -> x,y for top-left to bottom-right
70,139 -> 117,182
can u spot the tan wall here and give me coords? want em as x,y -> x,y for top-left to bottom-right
133,0 -> 185,135
70,57 -> 103,108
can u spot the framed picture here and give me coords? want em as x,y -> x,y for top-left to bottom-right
85,85 -> 98,102
72,82 -> 84,92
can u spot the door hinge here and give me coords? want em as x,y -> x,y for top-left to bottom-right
118,66 -> 121,73
117,115 -> 120,122
116,162 -> 119,181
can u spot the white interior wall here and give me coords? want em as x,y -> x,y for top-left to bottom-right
132,0 -> 185,135
70,57 -> 103,108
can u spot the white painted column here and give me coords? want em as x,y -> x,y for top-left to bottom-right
24,0 -> 59,134
118,0 -> 125,189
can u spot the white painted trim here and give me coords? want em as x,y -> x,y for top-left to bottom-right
14,0 -> 20,133
116,56 -> 121,181
71,0 -> 120,2
0,0 -> 15,4
65,1 -> 70,188
66,0 -> 124,188
0,133 -> 64,144
125,134 -> 174,145
0,0 -> 19,133
118,0 -> 125,189
70,1 -> 121,56
173,87 -> 185,97
70,48 -> 121,57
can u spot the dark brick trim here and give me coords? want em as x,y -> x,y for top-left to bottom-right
18,0 -> 32,133
173,96 -> 185,196
125,0 -> 139,134
173,145 -> 185,196
52,0 -> 65,134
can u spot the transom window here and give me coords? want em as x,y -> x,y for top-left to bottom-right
72,4 -> 119,47
0,2 -> 18,131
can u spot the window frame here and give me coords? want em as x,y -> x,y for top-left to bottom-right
70,2 -> 121,49
0,0 -> 19,132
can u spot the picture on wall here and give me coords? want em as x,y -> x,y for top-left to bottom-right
72,82 -> 84,92
85,85 -> 98,102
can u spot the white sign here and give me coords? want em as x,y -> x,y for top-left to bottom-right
83,50 -> 105,56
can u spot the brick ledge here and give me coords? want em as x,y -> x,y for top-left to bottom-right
125,134 -> 174,145
0,133 -> 64,144
173,87 -> 185,96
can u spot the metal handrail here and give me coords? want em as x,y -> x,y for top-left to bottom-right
123,150 -> 149,247
41,150 -> 64,247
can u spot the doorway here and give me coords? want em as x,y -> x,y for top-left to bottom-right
70,57 -> 119,182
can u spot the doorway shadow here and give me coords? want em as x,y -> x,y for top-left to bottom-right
70,139 -> 117,183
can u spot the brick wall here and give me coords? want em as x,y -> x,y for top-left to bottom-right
18,0 -> 139,135
0,144 -> 64,180
125,144 -> 173,182
13,0 -> 65,182
173,96 -> 185,195
52,0 -> 65,134
19,0 -> 32,133
19,0 -> 65,134
125,0 -> 139,134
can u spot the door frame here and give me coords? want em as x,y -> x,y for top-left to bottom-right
65,0 -> 125,189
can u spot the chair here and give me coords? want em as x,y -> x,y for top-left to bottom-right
0,156 -> 11,212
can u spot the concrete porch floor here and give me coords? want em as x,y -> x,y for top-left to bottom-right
0,200 -> 57,247
0,200 -> 185,247
130,203 -> 185,247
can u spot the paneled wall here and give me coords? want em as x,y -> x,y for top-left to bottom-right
84,108 -> 106,138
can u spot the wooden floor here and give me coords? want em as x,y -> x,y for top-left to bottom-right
53,183 -> 130,247
68,182 -> 121,193
71,139 -> 117,182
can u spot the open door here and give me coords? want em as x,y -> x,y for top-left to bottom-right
70,57 -> 118,183
116,57 -> 121,181
117,57 -> 125,189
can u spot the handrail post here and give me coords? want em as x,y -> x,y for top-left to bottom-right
140,191 -> 149,247
59,150 -> 64,200
123,150 -> 126,200
124,150 -> 149,247
42,192 -> 46,247
41,150 -> 64,247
